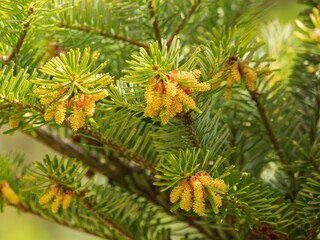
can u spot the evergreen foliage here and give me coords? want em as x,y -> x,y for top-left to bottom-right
0,0 -> 319,239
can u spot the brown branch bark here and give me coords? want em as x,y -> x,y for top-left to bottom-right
57,23 -> 148,48
1,5 -> 34,64
147,0 -> 162,43
167,0 -> 202,47
80,127 -> 155,172
78,194 -> 135,240
305,217 -> 320,240
28,127 -> 140,179
249,90 -> 286,164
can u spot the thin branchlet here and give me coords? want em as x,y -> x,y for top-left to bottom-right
1,5 -> 34,64
57,23 -> 148,48
249,90 -> 285,164
167,0 -> 202,47
304,217 -> 320,240
78,192 -> 135,240
147,0 -> 162,44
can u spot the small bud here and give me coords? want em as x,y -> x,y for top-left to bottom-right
170,184 -> 184,203
241,67 -> 257,91
39,186 -> 57,205
70,106 -> 86,132
197,173 -> 213,187
191,177 -> 205,216
208,189 -> 222,207
211,179 -> 227,191
180,182 -> 192,212
54,101 -> 67,124
84,97 -> 96,117
0,182 -> 19,205
62,192 -> 73,209
224,87 -> 232,100
51,194 -> 62,214
211,71 -> 224,89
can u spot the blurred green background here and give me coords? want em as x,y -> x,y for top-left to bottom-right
0,1 -> 303,239
0,127 -> 99,240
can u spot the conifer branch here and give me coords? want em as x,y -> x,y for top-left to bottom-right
29,127 -> 141,179
0,5 -> 34,64
78,193 -> 135,240
81,127 -> 155,172
57,23 -> 148,48
30,129 -> 221,238
167,0 -> 202,47
10,203 -> 105,239
249,90 -> 286,164
147,0 -> 162,43
178,111 -> 200,148
305,218 -> 320,240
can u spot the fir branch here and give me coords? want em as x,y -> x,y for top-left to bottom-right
147,0 -> 162,43
167,0 -> 202,47
81,127 -> 155,172
1,5 -> 34,64
9,203 -> 104,239
0,96 -> 43,115
305,218 -> 320,240
249,90 -> 286,164
57,23 -> 148,48
28,127 -> 141,179
31,129 -> 224,239
78,193 -> 134,240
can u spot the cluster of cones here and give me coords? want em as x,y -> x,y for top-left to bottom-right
211,56 -> 271,100
34,85 -> 108,132
0,182 -> 19,205
39,185 -> 73,214
170,171 -> 227,216
144,69 -> 211,124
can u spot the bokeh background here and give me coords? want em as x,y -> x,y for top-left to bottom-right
0,1 -> 303,239
0,127 -> 99,240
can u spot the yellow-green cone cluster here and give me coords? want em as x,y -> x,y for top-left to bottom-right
35,86 -> 108,132
0,182 -> 19,205
170,171 -> 227,216
211,58 -> 271,100
39,186 -> 73,214
34,49 -> 111,132
144,69 -> 210,124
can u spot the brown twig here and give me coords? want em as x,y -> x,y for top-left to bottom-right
249,90 -> 286,165
57,23 -> 148,48
147,0 -> 162,43
249,90 -> 297,199
1,5 -> 34,64
28,127 -> 141,179
78,194 -> 135,240
167,0 -> 202,47
304,217 -> 320,240
80,127 -> 156,172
